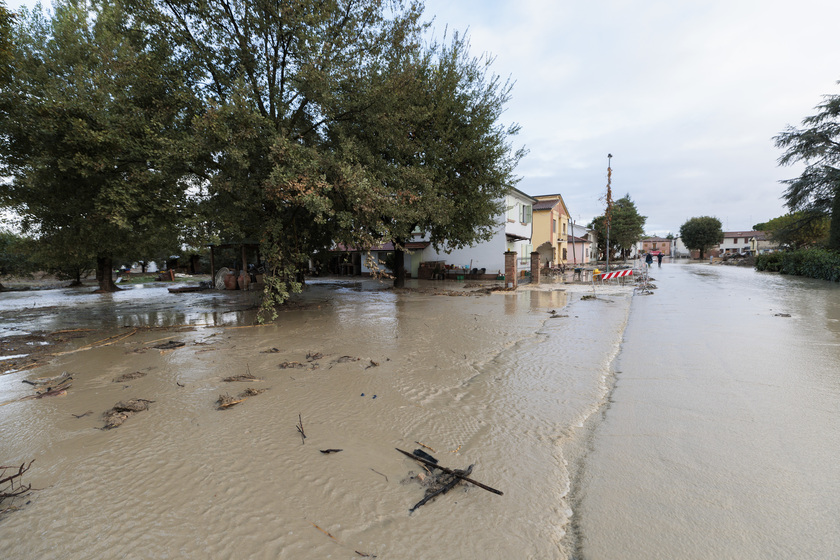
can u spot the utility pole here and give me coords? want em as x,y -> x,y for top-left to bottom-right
605,154 -> 613,273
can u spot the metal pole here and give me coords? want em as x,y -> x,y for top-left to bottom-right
605,154 -> 613,273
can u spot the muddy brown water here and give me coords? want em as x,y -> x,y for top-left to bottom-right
1,279 -> 630,559
5,265 -> 836,559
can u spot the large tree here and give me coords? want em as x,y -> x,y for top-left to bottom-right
679,216 -> 723,259
775,84 -> 840,251
588,194 -> 646,262
128,0 -> 428,311
0,0 -> 198,291
330,32 -> 524,287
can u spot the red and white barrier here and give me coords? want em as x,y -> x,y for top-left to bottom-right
599,269 -> 633,280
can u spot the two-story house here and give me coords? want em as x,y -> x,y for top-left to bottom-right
531,195 -> 570,268
410,187 -> 536,278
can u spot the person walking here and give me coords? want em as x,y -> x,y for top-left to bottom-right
645,252 -> 653,268
657,252 -> 663,267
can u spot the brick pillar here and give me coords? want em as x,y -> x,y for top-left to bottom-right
530,252 -> 541,284
504,251 -> 517,289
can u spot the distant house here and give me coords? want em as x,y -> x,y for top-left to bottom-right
571,223 -> 597,265
749,232 -> 778,254
531,195 -> 570,267
639,236 -> 673,256
716,231 -> 761,255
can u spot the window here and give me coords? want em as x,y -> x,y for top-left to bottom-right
733,238 -> 739,244
520,203 -> 532,224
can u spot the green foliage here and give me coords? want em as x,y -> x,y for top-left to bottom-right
588,194 -> 646,260
0,230 -> 34,286
0,0 -> 198,291
679,216 -> 723,259
755,248 -> 840,281
757,211 -> 829,249
330,31 -> 523,286
775,84 -> 840,250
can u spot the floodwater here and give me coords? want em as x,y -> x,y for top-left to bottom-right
1,266 -> 837,559
572,263 -> 840,559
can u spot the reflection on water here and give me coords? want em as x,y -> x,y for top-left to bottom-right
0,284 -> 259,336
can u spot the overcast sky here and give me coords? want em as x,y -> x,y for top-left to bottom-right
421,0 -> 840,235
9,0 -> 840,236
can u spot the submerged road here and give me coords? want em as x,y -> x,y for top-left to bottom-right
575,262 -> 840,559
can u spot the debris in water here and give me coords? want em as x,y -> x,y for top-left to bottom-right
72,410 -> 93,419
153,341 -> 185,350
306,351 -> 323,361
102,399 -> 153,429
260,348 -> 281,353
113,371 -> 147,382
396,447 -> 502,512
319,449 -> 343,454
774,313 -> 791,318
216,387 -> 269,409
222,373 -> 260,382
278,361 -> 305,369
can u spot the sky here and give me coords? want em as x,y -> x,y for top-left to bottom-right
8,0 -> 840,236
419,0 -> 840,235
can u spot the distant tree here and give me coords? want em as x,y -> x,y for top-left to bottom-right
588,194 -> 646,261
679,216 -> 723,259
0,1 -> 198,292
775,84 -> 840,251
757,211 -> 829,249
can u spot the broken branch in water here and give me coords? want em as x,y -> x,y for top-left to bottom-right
396,448 -> 503,496
296,413 -> 306,444
410,464 -> 474,513
319,449 -> 342,454
1,460 -> 35,513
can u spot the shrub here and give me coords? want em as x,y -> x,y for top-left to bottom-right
755,248 -> 840,281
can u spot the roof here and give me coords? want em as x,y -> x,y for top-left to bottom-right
507,186 -> 538,204
533,200 -> 559,211
533,194 -> 570,216
723,230 -> 762,238
642,236 -> 671,242
567,235 -> 589,243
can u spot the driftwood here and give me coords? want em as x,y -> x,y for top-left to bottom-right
396,448 -> 503,496
319,449 -> 342,454
222,373 -> 260,382
410,464 -> 474,513
216,387 -> 268,409
22,371 -> 71,386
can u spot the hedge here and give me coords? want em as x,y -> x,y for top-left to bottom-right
755,248 -> 840,281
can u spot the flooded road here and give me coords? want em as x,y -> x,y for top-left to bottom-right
2,265 -> 837,559
573,263 -> 840,559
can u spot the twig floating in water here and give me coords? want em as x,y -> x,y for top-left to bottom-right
297,413 -> 306,444
319,449 -> 342,454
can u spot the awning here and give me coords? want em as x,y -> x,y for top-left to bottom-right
505,232 -> 530,242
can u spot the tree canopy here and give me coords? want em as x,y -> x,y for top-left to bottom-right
775,84 -> 840,251
0,0 -> 199,291
588,194 -> 646,261
679,216 -> 723,259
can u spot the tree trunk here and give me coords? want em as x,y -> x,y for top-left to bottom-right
393,244 -> 406,289
95,256 -> 120,292
829,189 -> 840,251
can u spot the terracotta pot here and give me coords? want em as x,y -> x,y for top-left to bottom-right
223,273 -> 237,290
237,271 -> 251,291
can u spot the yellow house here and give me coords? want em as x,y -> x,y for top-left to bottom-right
532,194 -> 570,267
